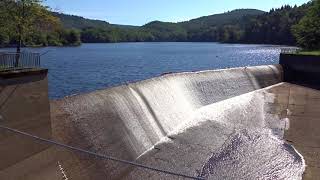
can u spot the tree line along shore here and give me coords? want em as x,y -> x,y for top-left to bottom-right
0,0 -> 319,51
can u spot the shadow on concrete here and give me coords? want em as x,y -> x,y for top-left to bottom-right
0,69 -> 47,86
280,53 -> 320,90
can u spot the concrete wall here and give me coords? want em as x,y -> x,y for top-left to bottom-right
50,65 -> 283,179
0,69 -> 51,170
280,53 -> 320,88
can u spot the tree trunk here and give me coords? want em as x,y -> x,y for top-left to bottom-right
15,0 -> 25,68
15,27 -> 22,67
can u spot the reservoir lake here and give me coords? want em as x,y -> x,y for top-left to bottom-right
1,42 -> 294,99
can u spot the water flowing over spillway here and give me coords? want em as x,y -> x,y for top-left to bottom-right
124,91 -> 305,179
193,93 -> 304,179
49,65 -> 305,179
198,130 -> 304,179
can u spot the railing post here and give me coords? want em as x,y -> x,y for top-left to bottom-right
14,53 -> 20,68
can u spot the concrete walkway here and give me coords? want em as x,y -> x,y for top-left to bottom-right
267,83 -> 320,180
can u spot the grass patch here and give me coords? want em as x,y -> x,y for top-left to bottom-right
295,50 -> 320,56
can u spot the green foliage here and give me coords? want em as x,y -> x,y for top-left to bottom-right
0,31 -> 10,47
80,27 -> 153,43
81,28 -> 116,43
297,50 -> 320,56
53,12 -> 113,29
62,29 -> 81,45
55,7 -> 310,45
183,9 -> 265,28
142,21 -> 187,41
0,0 -> 59,51
54,9 -> 266,43
0,0 -> 81,48
240,5 -> 309,45
46,32 -> 62,46
24,31 -> 48,46
293,0 -> 320,49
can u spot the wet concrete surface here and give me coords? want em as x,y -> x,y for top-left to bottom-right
267,83 -> 320,180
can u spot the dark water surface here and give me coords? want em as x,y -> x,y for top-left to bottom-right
1,43 -> 294,99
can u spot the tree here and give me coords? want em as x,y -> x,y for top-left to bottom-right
46,32 -> 62,46
292,0 -> 320,49
0,0 -> 60,52
0,1 -> 12,46
65,29 -> 81,45
0,31 -> 10,47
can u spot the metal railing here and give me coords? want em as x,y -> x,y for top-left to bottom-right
0,52 -> 41,71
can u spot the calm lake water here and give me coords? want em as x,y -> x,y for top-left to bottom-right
1,43 -> 294,99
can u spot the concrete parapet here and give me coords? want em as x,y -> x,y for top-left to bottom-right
0,68 -> 51,170
280,53 -> 320,88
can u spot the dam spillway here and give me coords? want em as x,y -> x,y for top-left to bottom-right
48,64 -> 304,179
1,64 -> 319,179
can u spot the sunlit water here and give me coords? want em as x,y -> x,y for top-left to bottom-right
1,43 -> 294,99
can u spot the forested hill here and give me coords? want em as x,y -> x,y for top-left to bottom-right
53,4 -> 311,45
180,9 -> 265,28
53,12 -> 139,30
54,9 -> 267,43
140,9 -> 265,42
53,12 -> 112,29
55,9 -> 264,30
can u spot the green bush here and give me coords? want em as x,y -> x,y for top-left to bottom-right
0,32 -> 9,47
47,33 -> 63,46
293,0 -> 320,49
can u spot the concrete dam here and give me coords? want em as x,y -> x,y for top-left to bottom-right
1,58 -> 319,179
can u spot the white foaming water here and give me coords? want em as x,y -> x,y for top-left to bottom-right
198,129 -> 304,180
193,92 -> 304,179
130,91 -> 305,179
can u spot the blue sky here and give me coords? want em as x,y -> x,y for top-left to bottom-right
45,0 -> 310,26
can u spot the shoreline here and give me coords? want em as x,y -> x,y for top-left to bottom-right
0,42 -> 298,49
